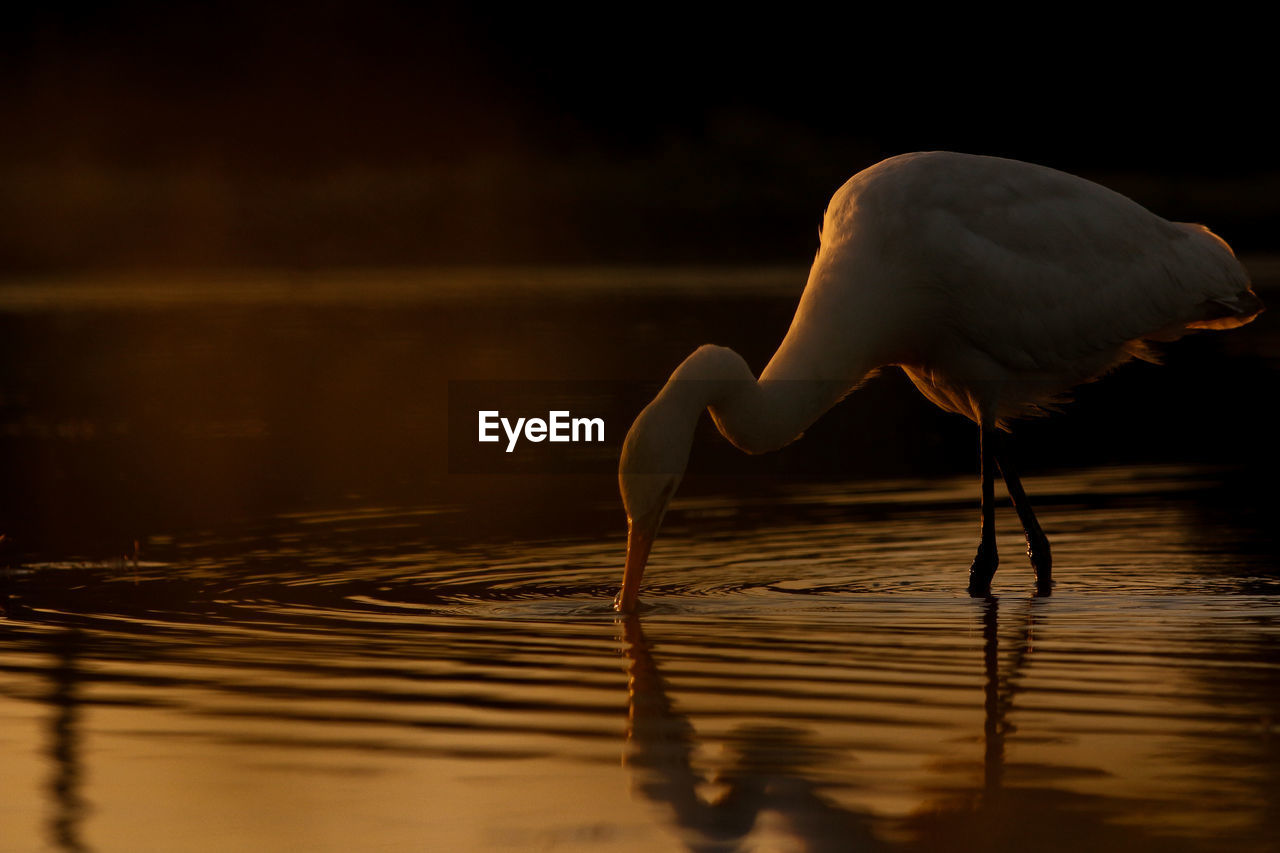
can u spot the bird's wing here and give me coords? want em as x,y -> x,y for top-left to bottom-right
909,162 -> 1255,375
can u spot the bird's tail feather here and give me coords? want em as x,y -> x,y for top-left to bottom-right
1185,288 -> 1266,331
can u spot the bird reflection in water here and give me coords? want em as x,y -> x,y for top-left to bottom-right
1,586 -> 91,853
618,599 -> 1036,852
978,596 -> 1035,808
621,614 -> 881,851
45,627 -> 90,853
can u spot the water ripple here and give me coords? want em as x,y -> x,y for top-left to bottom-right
2,465 -> 1279,851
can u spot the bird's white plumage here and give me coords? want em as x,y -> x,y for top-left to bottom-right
775,152 -> 1256,423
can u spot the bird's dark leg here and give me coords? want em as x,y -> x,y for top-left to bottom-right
967,418 -> 999,596
993,435 -> 1053,594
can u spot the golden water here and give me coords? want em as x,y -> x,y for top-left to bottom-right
2,465 -> 1277,852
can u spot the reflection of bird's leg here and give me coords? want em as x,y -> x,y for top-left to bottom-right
981,598 -> 1004,799
992,434 -> 1053,592
980,595 -> 1040,807
968,418 -> 999,595
48,629 -> 88,853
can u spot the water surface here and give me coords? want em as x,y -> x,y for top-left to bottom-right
2,465 -> 1278,852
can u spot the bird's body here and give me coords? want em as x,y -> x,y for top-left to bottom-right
760,151 -> 1254,428
616,152 -> 1262,611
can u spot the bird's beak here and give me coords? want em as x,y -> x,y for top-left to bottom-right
615,522 -> 654,613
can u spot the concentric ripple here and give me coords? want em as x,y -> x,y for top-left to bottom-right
1,464 -> 1278,851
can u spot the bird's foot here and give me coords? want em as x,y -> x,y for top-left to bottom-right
1026,533 -> 1052,593
967,542 -> 998,596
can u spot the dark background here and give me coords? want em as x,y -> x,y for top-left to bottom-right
2,4 -> 1277,561
3,2 -> 1277,270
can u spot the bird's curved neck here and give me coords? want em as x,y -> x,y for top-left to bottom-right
663,345 -> 866,455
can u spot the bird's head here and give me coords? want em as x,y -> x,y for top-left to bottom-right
615,390 -> 699,613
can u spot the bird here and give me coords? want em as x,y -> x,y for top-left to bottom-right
615,151 -> 1263,612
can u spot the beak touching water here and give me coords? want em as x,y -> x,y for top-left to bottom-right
615,521 -> 654,613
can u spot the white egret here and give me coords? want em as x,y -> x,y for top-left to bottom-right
616,151 -> 1263,611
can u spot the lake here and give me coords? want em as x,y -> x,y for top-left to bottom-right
1,268 -> 1278,851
